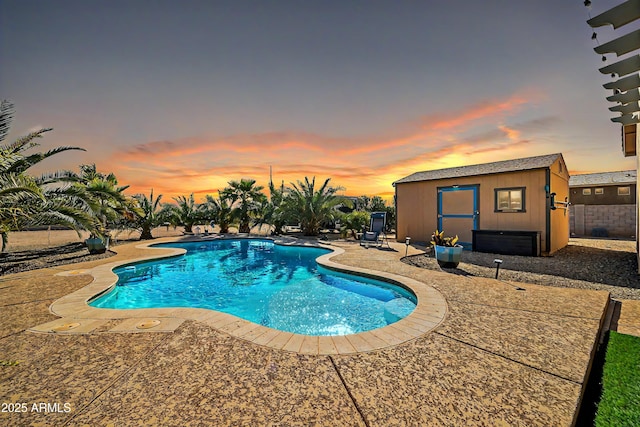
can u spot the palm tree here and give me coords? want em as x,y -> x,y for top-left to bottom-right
382,205 -> 396,232
267,181 -> 287,234
131,190 -> 164,239
357,195 -> 387,212
200,192 -> 233,233
74,164 -> 132,236
255,178 -> 287,235
197,194 -> 216,229
340,210 -> 370,239
0,100 -> 88,252
285,177 -> 349,236
170,194 -> 201,233
355,194 -> 394,232
22,183 -> 94,232
221,179 -> 266,233
0,173 -> 43,252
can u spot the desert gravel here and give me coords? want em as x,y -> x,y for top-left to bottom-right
403,238 -> 640,300
0,243 -> 115,275
2,233 -> 639,301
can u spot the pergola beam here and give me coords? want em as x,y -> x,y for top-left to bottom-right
595,29 -> 640,57
588,0 -> 640,29
600,54 -> 640,77
607,88 -> 640,103
603,73 -> 640,91
609,101 -> 640,114
611,114 -> 640,125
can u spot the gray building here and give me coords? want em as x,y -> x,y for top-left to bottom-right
569,170 -> 637,238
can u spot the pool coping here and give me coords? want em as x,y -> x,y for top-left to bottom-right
45,236 -> 448,355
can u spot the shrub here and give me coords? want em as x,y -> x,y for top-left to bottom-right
340,211 -> 370,239
430,229 -> 459,247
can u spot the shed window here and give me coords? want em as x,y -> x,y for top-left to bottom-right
594,188 -> 604,195
618,186 -> 631,196
495,187 -> 525,212
582,189 -> 592,196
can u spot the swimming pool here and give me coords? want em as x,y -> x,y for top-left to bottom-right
90,239 -> 417,336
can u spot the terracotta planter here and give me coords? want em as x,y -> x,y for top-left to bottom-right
434,244 -> 463,268
85,237 -> 109,254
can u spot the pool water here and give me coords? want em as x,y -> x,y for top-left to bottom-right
90,239 -> 417,336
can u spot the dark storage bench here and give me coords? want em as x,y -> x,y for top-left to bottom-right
472,230 -> 541,256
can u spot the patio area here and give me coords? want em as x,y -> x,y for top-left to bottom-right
0,237 -> 610,426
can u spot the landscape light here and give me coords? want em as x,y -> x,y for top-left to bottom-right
494,259 -> 503,279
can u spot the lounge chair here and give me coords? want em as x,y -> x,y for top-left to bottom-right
360,212 -> 389,248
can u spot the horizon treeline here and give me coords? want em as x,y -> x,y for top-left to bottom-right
0,100 -> 394,252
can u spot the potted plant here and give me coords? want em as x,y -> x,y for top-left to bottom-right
85,230 -> 110,254
431,229 -> 463,268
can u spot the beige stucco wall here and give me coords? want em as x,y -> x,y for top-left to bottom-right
395,163 -> 570,255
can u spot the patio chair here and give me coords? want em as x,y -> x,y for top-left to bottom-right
360,212 -> 389,248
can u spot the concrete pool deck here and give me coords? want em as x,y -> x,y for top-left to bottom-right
0,236 -> 610,426
39,238 -> 448,354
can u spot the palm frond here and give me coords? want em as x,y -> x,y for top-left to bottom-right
1,129 -> 52,154
36,169 -> 81,185
8,145 -> 85,174
0,100 -> 15,143
0,173 -> 43,199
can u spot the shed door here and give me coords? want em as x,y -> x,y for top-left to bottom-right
437,186 -> 479,249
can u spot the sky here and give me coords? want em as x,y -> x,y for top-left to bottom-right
1,0 -> 637,202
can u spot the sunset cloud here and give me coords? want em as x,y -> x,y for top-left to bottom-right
104,91 -> 559,202
498,125 -> 521,141
418,95 -> 530,132
121,132 -> 335,161
8,0 -> 636,215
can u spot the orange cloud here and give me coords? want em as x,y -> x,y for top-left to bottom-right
338,92 -> 533,157
568,170 -> 595,175
120,132 -> 335,162
106,90 -> 555,203
498,124 -> 521,141
422,96 -> 528,131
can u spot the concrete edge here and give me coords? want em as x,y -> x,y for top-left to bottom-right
47,235 -> 448,355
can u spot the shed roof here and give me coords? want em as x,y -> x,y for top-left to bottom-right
394,153 -> 562,185
569,170 -> 636,187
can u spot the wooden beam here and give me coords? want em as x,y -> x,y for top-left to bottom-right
588,0 -> 640,29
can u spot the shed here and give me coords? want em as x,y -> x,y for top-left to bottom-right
393,153 -> 570,256
569,170 -> 637,238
